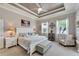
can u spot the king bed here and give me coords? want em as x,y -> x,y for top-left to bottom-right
17,28 -> 48,55
18,35 -> 48,55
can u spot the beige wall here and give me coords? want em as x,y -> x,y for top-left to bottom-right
0,7 -> 36,31
68,13 -> 76,35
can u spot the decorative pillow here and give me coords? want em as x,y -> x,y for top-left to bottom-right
19,33 -> 27,37
27,32 -> 33,36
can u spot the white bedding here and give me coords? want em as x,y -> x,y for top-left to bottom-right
18,35 -> 48,55
27,36 -> 47,43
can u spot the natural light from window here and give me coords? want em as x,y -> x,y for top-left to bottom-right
56,18 -> 68,35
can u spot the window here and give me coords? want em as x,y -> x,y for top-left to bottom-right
56,18 -> 68,34
41,22 -> 48,34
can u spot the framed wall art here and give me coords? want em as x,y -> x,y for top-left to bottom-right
21,19 -> 30,27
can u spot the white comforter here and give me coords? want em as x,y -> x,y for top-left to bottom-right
18,35 -> 47,55
28,36 -> 47,43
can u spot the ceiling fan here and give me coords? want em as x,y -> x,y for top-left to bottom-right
38,7 -> 43,14
35,3 -> 47,14
36,3 -> 43,14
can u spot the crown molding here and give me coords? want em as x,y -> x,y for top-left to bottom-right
39,10 -> 76,21
13,3 -> 38,17
0,3 -> 38,20
10,3 -> 65,18
39,7 -> 65,17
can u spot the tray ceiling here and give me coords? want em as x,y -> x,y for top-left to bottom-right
9,3 -> 65,17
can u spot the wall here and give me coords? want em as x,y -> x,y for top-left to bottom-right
68,13 -> 76,35
36,12 -> 76,41
76,10 -> 79,40
0,7 -> 36,31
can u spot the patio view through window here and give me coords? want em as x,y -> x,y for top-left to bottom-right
56,19 -> 68,34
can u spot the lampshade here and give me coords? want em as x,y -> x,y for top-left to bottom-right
5,23 -> 15,37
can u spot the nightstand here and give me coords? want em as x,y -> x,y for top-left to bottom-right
5,36 -> 17,48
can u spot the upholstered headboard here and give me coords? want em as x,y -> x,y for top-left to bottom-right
16,28 -> 33,36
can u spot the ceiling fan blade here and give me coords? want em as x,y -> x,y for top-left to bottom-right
36,3 -> 47,13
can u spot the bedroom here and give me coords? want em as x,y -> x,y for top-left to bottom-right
0,3 -> 79,56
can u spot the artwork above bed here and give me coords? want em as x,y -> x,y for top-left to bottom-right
21,19 -> 30,27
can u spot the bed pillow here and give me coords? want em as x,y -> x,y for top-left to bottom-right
19,33 -> 27,37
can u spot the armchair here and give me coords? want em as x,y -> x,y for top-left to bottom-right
58,34 -> 75,47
